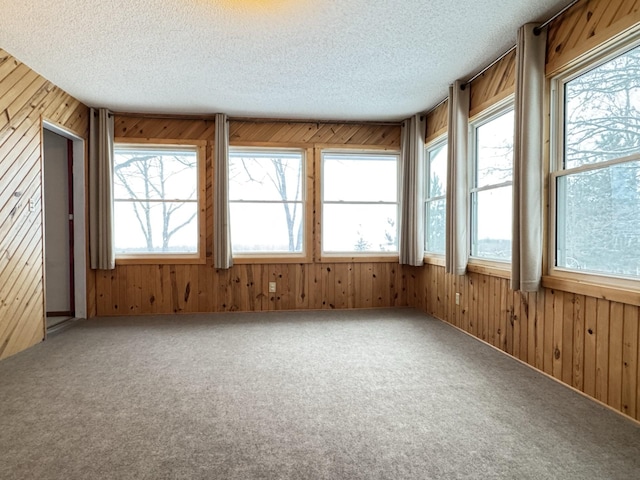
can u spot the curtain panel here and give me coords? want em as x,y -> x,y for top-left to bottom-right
88,107 -> 115,270
511,24 -> 547,291
399,114 -> 426,266
445,81 -> 470,276
213,113 -> 233,269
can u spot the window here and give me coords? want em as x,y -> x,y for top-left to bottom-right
229,149 -> 305,255
113,141 -> 205,261
424,138 -> 447,255
552,40 -> 640,281
321,151 -> 399,254
470,106 -> 514,261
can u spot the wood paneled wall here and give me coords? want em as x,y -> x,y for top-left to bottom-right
425,100 -> 448,144
0,49 -> 88,359
96,263 -> 405,314
230,120 -> 400,146
95,115 -> 404,316
469,49 -> 516,118
546,0 -> 640,74
413,0 -> 640,422
406,265 -> 640,422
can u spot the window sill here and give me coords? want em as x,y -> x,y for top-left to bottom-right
318,255 -> 399,263
116,255 -> 205,265
467,261 -> 511,279
542,275 -> 640,307
423,255 -> 445,267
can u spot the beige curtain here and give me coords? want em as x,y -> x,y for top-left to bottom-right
445,81 -> 470,276
88,107 -> 115,270
213,113 -> 233,269
511,24 -> 547,292
399,114 -> 426,266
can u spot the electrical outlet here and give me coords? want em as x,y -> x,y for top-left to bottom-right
455,292 -> 461,305
28,199 -> 35,212
268,282 -> 277,293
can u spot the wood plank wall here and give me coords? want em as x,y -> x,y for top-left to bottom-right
0,49 -> 88,359
410,0 -> 640,422
406,265 -> 640,422
94,115 -> 405,316
425,100 -> 448,144
469,49 -> 516,118
546,0 -> 640,74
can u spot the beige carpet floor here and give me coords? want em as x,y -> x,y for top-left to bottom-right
1,308 -> 639,479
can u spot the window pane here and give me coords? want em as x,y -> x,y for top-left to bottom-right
556,161 -> 640,278
230,202 -> 303,253
472,186 -> 512,260
229,150 -> 305,255
323,154 -> 397,202
323,204 -> 398,253
114,148 -> 197,200
229,152 -> 303,201
564,45 -> 640,169
428,144 -> 447,197
114,201 -> 198,254
476,110 -> 514,187
425,199 -> 446,254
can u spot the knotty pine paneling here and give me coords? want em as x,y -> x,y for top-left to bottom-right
101,115 -> 404,316
230,120 -> 401,147
405,265 -> 640,422
425,100 -> 448,144
95,262 -> 406,315
469,48 -> 516,118
403,0 -> 640,423
0,48 -> 88,359
546,0 -> 640,75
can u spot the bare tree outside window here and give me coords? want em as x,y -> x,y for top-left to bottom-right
113,147 -> 199,254
556,44 -> 640,278
471,108 -> 514,260
425,141 -> 447,254
229,151 -> 304,254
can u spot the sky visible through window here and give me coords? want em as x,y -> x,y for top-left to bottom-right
229,150 -> 303,254
472,109 -> 514,260
425,141 -> 447,254
557,43 -> 640,278
113,147 -> 199,254
322,153 -> 398,253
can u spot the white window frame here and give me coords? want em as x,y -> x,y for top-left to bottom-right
228,146 -> 308,261
320,149 -> 400,258
468,97 -> 515,266
424,135 -> 447,257
548,33 -> 640,288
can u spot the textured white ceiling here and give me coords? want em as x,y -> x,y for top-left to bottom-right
1,0 -> 571,121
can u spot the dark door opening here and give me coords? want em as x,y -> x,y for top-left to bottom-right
43,130 -> 75,327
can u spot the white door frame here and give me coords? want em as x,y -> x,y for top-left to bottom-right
42,120 -> 87,320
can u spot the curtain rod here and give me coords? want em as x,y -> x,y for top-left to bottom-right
424,0 -> 582,114
425,96 -> 448,115
465,0 -> 581,85
535,0 -> 581,33
465,44 -> 517,85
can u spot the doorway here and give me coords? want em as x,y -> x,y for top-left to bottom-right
43,130 -> 74,326
42,122 -> 87,330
